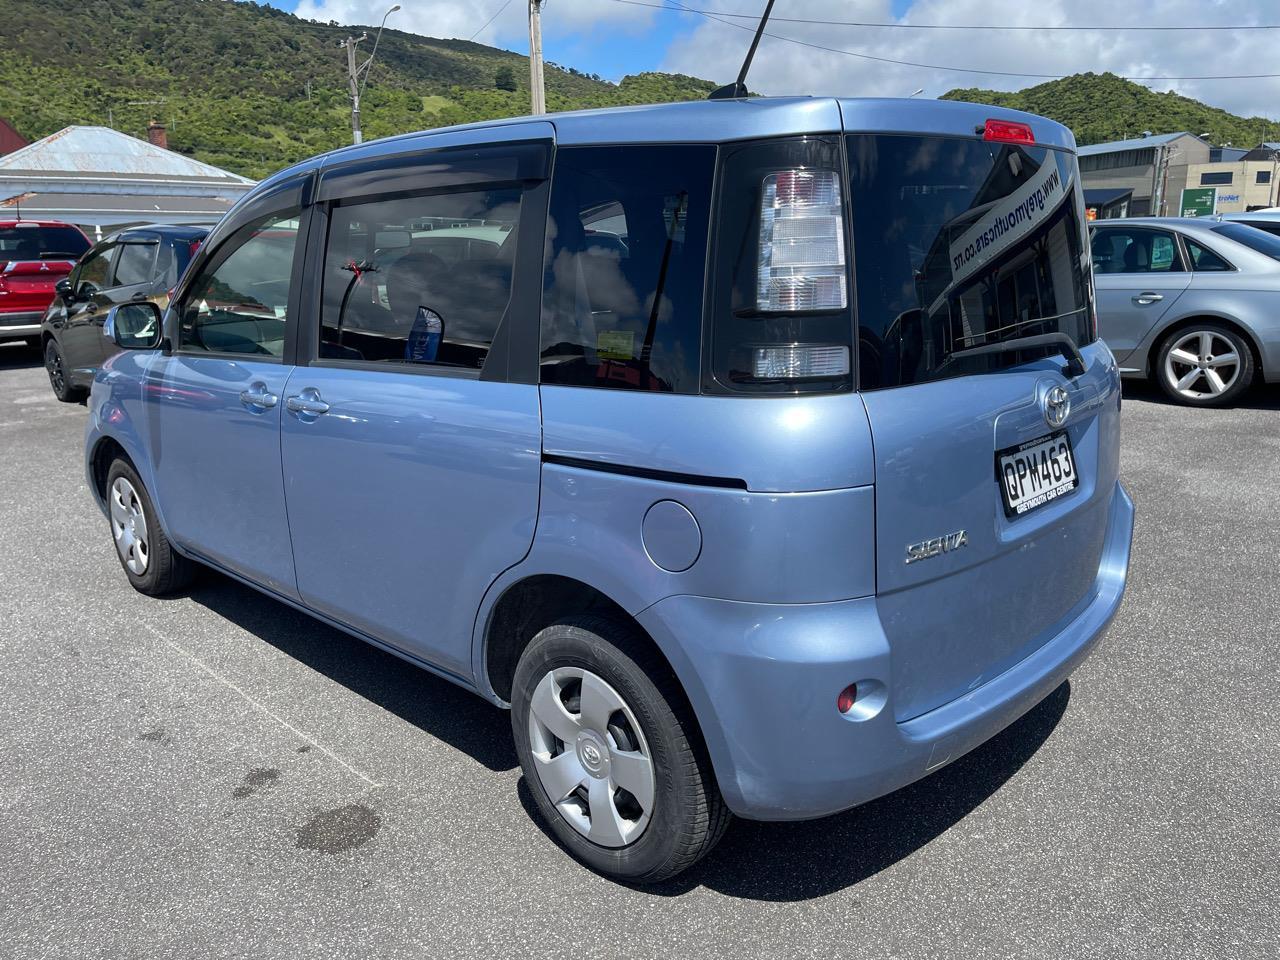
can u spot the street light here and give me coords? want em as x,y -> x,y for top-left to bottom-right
341,4 -> 401,145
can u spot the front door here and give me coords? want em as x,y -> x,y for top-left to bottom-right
148,206 -> 304,598
1090,225 -> 1192,366
280,173 -> 543,678
61,241 -> 118,380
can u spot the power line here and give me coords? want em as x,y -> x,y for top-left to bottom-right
608,0 -> 1280,31
626,0 -> 1280,81
470,0 -> 515,41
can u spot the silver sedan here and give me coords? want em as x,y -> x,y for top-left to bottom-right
1090,216 -> 1280,406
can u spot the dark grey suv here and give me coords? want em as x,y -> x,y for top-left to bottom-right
41,223 -> 209,401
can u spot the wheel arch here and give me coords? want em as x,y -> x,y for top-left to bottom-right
477,572 -> 733,807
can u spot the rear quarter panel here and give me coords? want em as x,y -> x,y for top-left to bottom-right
1129,273 -> 1280,381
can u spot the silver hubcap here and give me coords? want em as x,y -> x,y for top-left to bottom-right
1163,330 -> 1240,400
527,667 -> 656,848
110,477 -> 149,575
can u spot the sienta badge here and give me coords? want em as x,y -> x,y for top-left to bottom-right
406,306 -> 444,362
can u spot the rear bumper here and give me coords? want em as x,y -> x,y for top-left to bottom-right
0,311 -> 44,338
637,481 -> 1135,821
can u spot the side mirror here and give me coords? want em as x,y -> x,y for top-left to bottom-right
104,302 -> 163,350
55,277 -> 75,303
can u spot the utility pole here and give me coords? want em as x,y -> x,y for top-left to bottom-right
340,4 -> 400,146
528,0 -> 546,115
342,33 -> 367,144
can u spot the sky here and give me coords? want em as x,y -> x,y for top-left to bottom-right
272,0 -> 1280,121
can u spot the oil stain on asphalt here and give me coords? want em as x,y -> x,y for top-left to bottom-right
232,767 -> 281,799
296,804 -> 381,854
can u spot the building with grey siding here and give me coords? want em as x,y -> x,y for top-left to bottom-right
1078,132 -> 1210,218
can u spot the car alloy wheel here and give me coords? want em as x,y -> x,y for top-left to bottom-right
110,476 -> 150,575
45,341 -> 67,396
1162,329 -> 1241,401
526,666 -> 657,848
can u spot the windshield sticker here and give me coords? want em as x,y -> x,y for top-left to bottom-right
949,156 -> 1068,287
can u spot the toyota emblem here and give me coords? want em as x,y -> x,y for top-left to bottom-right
1044,386 -> 1071,428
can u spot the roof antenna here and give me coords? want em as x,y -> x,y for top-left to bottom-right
708,0 -> 776,100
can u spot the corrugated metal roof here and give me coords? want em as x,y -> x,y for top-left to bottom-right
1078,132 -> 1193,157
0,126 -> 253,184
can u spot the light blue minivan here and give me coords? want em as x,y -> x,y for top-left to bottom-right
87,97 -> 1134,882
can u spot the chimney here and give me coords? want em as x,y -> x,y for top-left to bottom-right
147,119 -> 168,150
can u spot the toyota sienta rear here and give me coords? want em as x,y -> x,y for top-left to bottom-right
85,96 -> 1133,883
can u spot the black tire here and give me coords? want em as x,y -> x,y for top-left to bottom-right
105,458 -> 196,596
511,614 -> 730,883
1155,323 -> 1255,407
44,338 -> 86,403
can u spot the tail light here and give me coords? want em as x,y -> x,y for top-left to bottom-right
189,239 -> 202,258
983,118 -> 1035,145
757,169 -> 847,312
708,137 -> 853,395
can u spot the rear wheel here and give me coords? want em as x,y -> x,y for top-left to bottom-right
511,615 -> 730,882
1156,324 -> 1254,407
105,458 -> 195,595
44,338 -> 85,403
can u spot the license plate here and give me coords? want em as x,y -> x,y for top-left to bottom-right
996,431 -> 1078,517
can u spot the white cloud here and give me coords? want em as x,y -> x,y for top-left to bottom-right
660,0 -> 1280,120
292,0 -> 655,49
290,0 -> 1280,121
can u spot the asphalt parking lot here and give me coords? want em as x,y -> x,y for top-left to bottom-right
0,342 -> 1276,960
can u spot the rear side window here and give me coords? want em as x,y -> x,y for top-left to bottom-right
319,188 -> 521,370
113,242 -> 157,286
539,145 -> 714,394
848,135 -> 1091,390
0,225 -> 89,261
1184,237 -> 1232,271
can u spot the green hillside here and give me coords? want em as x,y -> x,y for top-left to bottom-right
943,73 -> 1279,148
0,0 -> 716,179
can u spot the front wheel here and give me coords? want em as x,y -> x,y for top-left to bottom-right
1156,324 -> 1254,407
511,615 -> 730,882
105,458 -> 195,595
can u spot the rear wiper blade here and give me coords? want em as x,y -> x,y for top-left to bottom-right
949,332 -> 1086,378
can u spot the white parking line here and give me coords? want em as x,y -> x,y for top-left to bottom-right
140,622 -> 382,789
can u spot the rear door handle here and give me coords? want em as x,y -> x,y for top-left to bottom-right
239,382 -> 279,409
1132,292 -> 1163,305
285,388 -> 330,417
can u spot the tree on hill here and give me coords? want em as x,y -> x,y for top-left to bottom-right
494,65 -> 517,92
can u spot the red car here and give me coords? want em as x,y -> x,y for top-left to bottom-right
0,220 -> 92,348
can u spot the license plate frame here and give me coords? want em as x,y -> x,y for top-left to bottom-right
995,430 -> 1078,518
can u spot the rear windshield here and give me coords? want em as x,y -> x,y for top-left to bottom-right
0,225 -> 90,261
847,135 -> 1091,389
1211,221 -> 1280,261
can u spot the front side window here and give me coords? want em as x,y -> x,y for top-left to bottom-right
113,242 -> 158,286
848,135 -> 1091,390
319,188 -> 521,370
540,145 -> 714,394
1091,228 -> 1183,274
178,210 -> 299,358
74,244 -> 118,297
